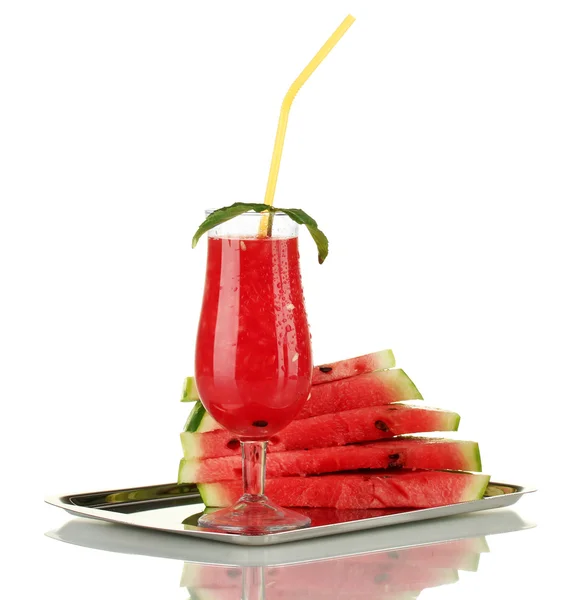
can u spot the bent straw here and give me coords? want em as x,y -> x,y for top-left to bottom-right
259,14 -> 356,236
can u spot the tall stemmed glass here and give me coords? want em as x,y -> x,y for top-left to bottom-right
195,211 -> 312,534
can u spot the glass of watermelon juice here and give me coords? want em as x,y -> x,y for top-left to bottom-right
195,211 -> 313,533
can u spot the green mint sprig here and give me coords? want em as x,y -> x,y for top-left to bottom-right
191,202 -> 329,264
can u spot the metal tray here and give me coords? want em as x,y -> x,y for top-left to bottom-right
45,479 -> 535,546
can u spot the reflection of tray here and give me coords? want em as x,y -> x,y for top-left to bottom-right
45,480 -> 535,546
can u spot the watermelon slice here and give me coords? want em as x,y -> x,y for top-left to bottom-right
199,469 -> 490,508
299,368 -> 422,419
183,368 -> 422,433
180,349 -> 397,403
181,404 -> 460,459
179,437 -> 481,483
312,349 -> 396,385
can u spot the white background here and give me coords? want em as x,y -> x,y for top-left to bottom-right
1,1 -> 583,597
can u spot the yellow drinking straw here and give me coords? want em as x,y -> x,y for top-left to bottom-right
259,14 -> 356,236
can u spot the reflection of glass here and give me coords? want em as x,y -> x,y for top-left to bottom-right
181,535 -> 489,599
194,212 -> 312,534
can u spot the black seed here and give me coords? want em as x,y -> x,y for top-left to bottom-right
387,551 -> 399,559
387,452 -> 404,469
253,420 -> 268,427
226,439 -> 239,450
374,573 -> 388,584
319,366 -> 333,373
226,569 -> 240,579
375,420 -> 390,432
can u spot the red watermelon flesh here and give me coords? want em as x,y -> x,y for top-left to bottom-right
312,349 -> 395,385
298,369 -> 422,420
199,469 -> 490,509
179,437 -> 480,483
180,404 -> 460,459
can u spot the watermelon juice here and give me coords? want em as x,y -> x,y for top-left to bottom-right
195,234 -> 312,440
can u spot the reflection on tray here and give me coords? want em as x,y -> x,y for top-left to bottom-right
181,534 -> 489,599
46,508 -> 534,567
182,507 -> 410,529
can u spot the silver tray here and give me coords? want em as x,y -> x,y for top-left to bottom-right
45,479 -> 535,546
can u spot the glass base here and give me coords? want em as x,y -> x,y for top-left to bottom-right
197,494 -> 311,535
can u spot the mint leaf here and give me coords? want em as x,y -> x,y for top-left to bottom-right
191,202 -> 329,263
191,203 -> 270,249
278,208 -> 329,265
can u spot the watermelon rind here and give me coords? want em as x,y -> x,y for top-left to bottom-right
180,431 -> 204,458
184,402 -> 223,433
184,402 -> 206,432
178,458 -> 194,483
197,481 -> 224,508
464,472 -> 491,502
181,376 -> 199,402
396,369 -> 423,402
466,442 -> 482,472
379,348 -> 396,368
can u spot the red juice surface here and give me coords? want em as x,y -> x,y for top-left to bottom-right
195,235 -> 312,439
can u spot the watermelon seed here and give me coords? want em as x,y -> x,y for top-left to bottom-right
226,569 -> 240,579
387,453 -> 403,468
375,420 -> 390,432
374,573 -> 389,584
226,439 -> 239,450
253,420 -> 268,427
319,366 -> 333,373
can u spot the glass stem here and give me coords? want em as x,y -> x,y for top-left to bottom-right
242,566 -> 265,600
241,441 -> 267,499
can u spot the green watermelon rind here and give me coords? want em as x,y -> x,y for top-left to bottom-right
181,376 -> 199,402
466,472 -> 491,502
198,481 -> 222,508
180,430 -> 203,458
184,402 -> 221,433
396,368 -> 423,401
467,441 -> 482,472
380,348 -> 396,369
183,402 -> 205,432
